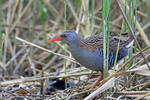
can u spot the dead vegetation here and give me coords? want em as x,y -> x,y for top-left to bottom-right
0,0 -> 150,100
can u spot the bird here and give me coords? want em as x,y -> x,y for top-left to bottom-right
47,31 -> 134,88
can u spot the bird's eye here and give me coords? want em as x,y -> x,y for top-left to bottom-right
61,34 -> 67,38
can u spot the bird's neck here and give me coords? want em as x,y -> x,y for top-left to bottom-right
68,34 -> 84,47
68,37 -> 85,52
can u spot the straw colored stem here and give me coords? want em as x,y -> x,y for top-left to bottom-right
117,0 -> 150,70
16,36 -> 78,64
0,72 -> 97,86
121,0 -> 149,46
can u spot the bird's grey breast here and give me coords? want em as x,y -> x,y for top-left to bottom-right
69,46 -> 104,71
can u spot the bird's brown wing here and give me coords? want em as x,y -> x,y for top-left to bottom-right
78,33 -> 133,53
110,33 -> 134,53
81,35 -> 103,51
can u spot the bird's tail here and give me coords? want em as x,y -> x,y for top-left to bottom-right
126,39 -> 134,48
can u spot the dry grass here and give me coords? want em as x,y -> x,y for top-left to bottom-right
0,0 -> 150,100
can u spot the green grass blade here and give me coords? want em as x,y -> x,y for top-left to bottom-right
102,0 -> 110,78
38,0 -> 48,48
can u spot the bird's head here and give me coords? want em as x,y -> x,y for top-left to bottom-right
47,31 -> 79,45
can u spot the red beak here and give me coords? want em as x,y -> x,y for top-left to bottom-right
47,37 -> 61,43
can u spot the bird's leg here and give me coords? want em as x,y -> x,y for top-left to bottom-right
91,72 -> 103,88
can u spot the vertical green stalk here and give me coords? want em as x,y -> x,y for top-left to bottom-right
106,14 -> 109,72
102,0 -> 110,79
38,0 -> 45,29
0,34 -> 4,61
131,1 -> 134,28
38,0 -> 47,94
113,33 -> 121,70
129,0 -> 132,27
90,0 -> 94,34
102,0 -> 106,79
128,0 -> 134,68
113,32 -> 121,88
38,0 -> 47,48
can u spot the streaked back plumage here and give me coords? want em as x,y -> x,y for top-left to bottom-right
78,32 -> 133,54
